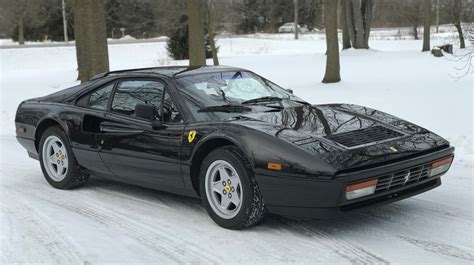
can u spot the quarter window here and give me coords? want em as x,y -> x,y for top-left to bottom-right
111,80 -> 165,120
89,83 -> 114,110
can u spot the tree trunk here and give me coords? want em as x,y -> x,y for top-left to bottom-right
17,15 -> 25,45
341,0 -> 351,49
345,0 -> 356,47
209,32 -> 219,66
454,24 -> 465,49
345,0 -> 372,49
452,0 -> 465,49
361,0 -> 373,48
413,24 -> 419,40
294,0 -> 299,40
422,0 -> 432,52
72,0 -> 109,83
351,0 -> 365,48
188,0 -> 206,67
207,0 -> 219,65
322,0 -> 340,83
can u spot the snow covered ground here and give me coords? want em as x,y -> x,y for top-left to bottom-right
1,34 -> 473,264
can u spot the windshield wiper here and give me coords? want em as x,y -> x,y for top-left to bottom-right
198,105 -> 252,113
241,96 -> 283,105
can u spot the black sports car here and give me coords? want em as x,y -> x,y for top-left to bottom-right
15,66 -> 454,229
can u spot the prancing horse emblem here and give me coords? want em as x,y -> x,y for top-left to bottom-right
188,130 -> 197,143
403,172 -> 411,185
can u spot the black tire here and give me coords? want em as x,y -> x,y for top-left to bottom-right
39,126 -> 89,189
199,146 -> 266,229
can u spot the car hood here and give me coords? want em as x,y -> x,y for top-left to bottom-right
237,103 -> 450,172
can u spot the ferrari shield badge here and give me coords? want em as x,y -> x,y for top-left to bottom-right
188,130 -> 197,143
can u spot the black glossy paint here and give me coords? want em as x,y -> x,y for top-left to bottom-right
15,66 -> 455,218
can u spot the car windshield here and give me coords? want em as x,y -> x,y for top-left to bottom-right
175,71 -> 304,110
283,23 -> 294,27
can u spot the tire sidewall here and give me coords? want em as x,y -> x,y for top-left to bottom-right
199,147 -> 256,229
39,126 -> 78,189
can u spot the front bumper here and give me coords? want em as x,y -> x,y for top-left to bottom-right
256,146 -> 454,219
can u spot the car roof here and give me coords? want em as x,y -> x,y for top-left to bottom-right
91,65 -> 246,80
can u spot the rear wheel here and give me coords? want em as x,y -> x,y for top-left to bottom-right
39,126 -> 89,189
200,146 -> 266,229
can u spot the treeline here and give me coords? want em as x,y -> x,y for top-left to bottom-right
1,0 -> 472,42
1,0 -> 471,84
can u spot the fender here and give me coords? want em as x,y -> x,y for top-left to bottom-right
190,130 -> 256,167
36,113 -> 72,145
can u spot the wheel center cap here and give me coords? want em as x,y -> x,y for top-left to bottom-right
57,151 -> 63,161
225,184 -> 231,193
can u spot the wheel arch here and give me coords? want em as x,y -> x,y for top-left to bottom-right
34,116 -> 69,152
189,134 -> 253,196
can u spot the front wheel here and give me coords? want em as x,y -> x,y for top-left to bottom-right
199,146 -> 266,229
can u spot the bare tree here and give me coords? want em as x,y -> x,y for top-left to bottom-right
205,0 -> 219,65
322,0 -> 341,83
451,0 -> 465,48
73,0 -> 109,83
294,0 -> 299,40
13,0 -> 27,44
340,0 -> 352,49
422,0 -> 432,52
188,0 -> 206,67
376,0 -> 422,40
450,25 -> 473,78
345,0 -> 373,49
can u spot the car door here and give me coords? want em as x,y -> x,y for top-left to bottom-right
71,81 -> 116,175
97,78 -> 185,190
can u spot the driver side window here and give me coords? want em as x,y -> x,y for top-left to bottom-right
111,80 -> 164,120
162,90 -> 183,123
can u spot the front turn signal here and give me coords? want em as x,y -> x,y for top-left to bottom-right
346,178 -> 378,200
429,155 -> 453,177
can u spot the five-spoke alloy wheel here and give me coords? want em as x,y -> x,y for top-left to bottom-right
200,146 -> 266,229
42,135 -> 69,181
39,126 -> 89,189
205,160 -> 243,219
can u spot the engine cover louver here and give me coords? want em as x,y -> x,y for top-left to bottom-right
325,125 -> 404,148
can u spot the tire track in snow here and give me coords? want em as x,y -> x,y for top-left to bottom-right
4,182 -> 221,264
398,236 -> 474,262
275,218 -> 390,265
363,199 -> 472,223
0,190 -> 84,264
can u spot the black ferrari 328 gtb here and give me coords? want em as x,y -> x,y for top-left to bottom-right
15,66 -> 454,229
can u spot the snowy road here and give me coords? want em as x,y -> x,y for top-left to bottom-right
1,135 -> 473,264
1,35 -> 473,263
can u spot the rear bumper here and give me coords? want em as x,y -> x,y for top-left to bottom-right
16,136 -> 39,160
256,147 -> 454,219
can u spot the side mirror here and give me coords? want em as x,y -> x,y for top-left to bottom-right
135,104 -> 166,130
285,88 -> 294,94
135,104 -> 155,120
